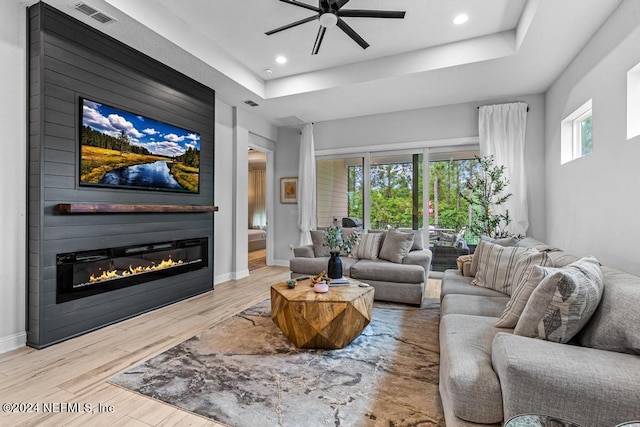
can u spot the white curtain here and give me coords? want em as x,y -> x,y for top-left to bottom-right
248,168 -> 266,229
479,102 -> 529,236
297,123 -> 316,246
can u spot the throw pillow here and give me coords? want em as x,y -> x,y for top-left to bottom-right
351,233 -> 382,260
398,228 -> 425,251
456,254 -> 474,273
378,229 -> 414,264
514,256 -> 604,343
494,252 -> 554,328
471,240 -> 538,295
470,237 -> 517,277
310,230 -> 330,257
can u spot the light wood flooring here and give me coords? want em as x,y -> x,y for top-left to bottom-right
0,267 -> 440,427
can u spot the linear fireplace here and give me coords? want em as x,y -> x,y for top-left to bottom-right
56,238 -> 208,303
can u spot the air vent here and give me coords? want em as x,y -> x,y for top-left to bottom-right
243,100 -> 259,107
75,2 -> 97,15
74,2 -> 116,24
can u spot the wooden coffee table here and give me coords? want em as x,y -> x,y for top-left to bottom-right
271,278 -> 375,349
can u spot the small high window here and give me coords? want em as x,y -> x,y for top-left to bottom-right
561,99 -> 592,164
628,62 -> 640,140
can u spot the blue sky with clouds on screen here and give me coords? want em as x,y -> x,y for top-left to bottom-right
82,99 -> 200,158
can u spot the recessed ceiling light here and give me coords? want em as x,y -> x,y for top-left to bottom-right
264,68 -> 273,75
275,56 -> 287,64
453,14 -> 469,25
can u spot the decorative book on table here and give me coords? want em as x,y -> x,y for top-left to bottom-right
329,277 -> 350,285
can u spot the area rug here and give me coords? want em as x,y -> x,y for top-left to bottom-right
109,299 -> 444,427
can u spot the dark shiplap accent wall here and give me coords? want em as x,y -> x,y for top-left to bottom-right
28,3 -> 216,348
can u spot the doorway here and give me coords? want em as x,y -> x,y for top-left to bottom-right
248,148 -> 267,271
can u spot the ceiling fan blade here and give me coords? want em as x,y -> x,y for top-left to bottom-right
333,0 -> 350,9
320,0 -> 331,10
312,26 -> 327,55
336,17 -> 369,50
278,0 -> 320,13
265,15 -> 318,36
338,9 -> 406,19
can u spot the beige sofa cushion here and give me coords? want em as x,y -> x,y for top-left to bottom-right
440,314 -> 507,424
350,259 -> 424,283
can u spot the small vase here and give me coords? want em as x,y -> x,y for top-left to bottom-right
327,251 -> 343,279
313,282 -> 329,293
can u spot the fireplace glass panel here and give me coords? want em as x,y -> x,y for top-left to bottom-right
56,238 -> 208,303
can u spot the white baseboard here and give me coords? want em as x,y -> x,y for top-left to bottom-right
233,269 -> 250,280
0,332 -> 26,355
271,259 -> 290,268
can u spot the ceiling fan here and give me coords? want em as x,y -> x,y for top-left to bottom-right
265,0 -> 406,55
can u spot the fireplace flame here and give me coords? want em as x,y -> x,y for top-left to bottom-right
89,256 -> 184,283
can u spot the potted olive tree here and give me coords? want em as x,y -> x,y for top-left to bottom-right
461,155 -> 512,241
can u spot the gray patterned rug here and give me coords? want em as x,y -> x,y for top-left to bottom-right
109,299 -> 444,427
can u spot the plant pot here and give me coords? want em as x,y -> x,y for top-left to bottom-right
327,251 -> 343,279
313,282 -> 329,293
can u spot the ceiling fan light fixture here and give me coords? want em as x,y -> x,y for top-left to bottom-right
319,12 -> 338,28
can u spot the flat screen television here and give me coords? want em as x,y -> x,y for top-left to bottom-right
79,98 -> 201,193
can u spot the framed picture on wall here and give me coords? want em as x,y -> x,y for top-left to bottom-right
280,177 -> 298,204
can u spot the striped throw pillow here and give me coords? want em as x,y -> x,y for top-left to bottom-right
352,233 -> 382,260
495,252 -> 554,328
471,240 -> 538,295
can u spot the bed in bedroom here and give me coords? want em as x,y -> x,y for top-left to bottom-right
248,228 -> 267,252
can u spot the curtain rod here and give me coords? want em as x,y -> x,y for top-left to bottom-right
477,104 -> 530,112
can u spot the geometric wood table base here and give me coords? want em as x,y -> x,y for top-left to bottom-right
271,280 -> 375,349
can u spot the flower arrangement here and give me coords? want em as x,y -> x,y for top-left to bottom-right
323,226 -> 361,254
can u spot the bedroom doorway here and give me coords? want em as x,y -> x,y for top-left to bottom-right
248,148 -> 267,271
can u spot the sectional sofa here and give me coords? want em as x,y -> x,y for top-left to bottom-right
438,237 -> 640,426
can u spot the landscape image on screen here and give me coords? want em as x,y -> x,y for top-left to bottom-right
80,99 -> 200,193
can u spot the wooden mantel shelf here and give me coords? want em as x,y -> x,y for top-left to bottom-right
57,203 -> 219,214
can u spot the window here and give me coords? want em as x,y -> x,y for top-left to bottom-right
561,99 -> 593,164
628,62 -> 640,140
316,147 -> 481,239
316,157 -> 363,227
429,157 -> 479,243
369,154 -> 423,230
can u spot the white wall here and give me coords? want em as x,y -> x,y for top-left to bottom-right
272,127 -> 302,263
214,102 -> 278,283
272,96 -> 546,259
545,0 -> 640,275
0,1 -> 27,353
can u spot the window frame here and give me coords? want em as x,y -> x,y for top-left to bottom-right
561,99 -> 593,164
